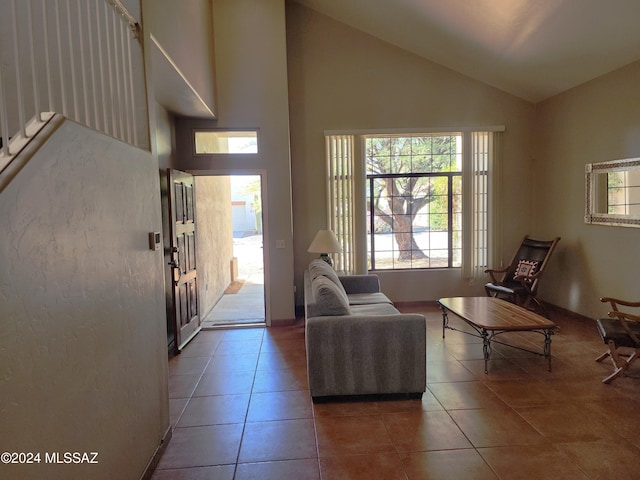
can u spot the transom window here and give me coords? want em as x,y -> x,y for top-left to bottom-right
194,130 -> 258,154
365,135 -> 462,270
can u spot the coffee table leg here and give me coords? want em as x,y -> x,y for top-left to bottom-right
544,329 -> 552,372
441,306 -> 448,338
482,329 -> 491,373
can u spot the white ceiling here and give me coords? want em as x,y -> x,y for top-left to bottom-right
292,0 -> 640,102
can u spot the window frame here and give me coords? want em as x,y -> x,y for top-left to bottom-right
193,129 -> 260,155
366,170 -> 462,270
325,127 -> 502,277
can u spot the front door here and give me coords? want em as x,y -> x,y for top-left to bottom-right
167,169 -> 200,351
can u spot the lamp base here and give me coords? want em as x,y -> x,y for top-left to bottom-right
319,253 -> 333,266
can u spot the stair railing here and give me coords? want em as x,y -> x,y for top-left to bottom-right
0,0 -> 149,174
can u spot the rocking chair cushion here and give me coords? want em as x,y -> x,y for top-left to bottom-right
596,317 -> 640,349
485,283 -> 515,295
484,282 -> 528,296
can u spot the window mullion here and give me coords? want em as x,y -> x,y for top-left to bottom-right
368,177 -> 375,270
448,173 -> 453,268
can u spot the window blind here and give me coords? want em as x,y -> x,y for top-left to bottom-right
462,131 -> 501,282
326,134 -> 355,273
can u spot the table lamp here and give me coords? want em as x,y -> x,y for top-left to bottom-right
307,229 -> 341,266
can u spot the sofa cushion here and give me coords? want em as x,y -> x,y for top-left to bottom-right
309,259 -> 351,300
350,303 -> 400,316
347,292 -> 393,305
309,259 -> 342,286
311,276 -> 352,316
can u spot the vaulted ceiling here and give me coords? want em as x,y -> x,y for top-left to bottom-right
292,0 -> 640,102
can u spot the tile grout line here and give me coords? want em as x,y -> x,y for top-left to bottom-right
169,350 -> 216,432
230,328 -> 265,479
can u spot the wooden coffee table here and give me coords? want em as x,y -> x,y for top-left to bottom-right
438,297 -> 556,373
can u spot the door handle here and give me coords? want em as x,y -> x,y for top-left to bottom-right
169,260 -> 182,285
168,251 -> 182,285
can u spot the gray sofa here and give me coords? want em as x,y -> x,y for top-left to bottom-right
304,259 -> 426,400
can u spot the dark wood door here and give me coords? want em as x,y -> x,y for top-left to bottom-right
167,169 -> 200,351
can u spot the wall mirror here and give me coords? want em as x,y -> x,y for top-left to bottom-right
585,157 -> 640,227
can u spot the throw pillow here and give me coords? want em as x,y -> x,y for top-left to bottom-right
309,258 -> 349,293
514,260 -> 538,282
309,258 -> 340,283
312,276 -> 351,316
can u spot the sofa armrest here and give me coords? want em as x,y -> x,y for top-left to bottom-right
305,313 -> 426,397
338,274 -> 381,294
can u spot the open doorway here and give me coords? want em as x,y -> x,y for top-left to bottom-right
200,175 -> 265,327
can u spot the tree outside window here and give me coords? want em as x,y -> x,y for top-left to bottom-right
366,134 -> 462,270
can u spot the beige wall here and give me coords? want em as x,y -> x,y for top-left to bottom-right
155,102 -> 176,170
195,176 -> 234,318
175,0 -> 295,324
150,22 -> 233,332
286,3 -> 536,304
0,119 -> 168,480
534,61 -> 640,317
144,0 -> 216,115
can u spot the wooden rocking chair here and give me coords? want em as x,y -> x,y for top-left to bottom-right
484,235 -> 560,317
595,297 -> 640,384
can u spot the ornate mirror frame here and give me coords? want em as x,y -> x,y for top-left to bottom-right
585,157 -> 640,228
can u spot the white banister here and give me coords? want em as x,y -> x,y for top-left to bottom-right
65,0 -> 80,121
112,13 -> 124,140
0,67 -> 10,158
54,0 -> 68,117
96,2 -> 109,133
10,0 -> 26,139
0,0 -> 149,174
42,0 -> 55,113
125,30 -> 138,146
26,0 -> 42,121
86,3 -> 100,131
104,1 -> 115,137
77,1 -> 90,125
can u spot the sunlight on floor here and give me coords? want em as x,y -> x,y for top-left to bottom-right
201,234 -> 265,328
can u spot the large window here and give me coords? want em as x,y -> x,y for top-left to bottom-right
326,129 -> 499,276
366,135 -> 462,270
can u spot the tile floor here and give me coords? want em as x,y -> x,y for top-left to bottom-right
152,303 -> 640,480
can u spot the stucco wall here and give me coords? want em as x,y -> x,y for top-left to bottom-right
286,3 -> 536,304
0,119 -> 168,480
195,176 -> 234,318
534,61 -> 640,318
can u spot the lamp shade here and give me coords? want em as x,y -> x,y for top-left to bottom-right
307,230 -> 342,254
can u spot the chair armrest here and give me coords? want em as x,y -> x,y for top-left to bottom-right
485,267 -> 509,284
339,274 -> 381,294
608,311 -> 640,322
601,297 -> 640,309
